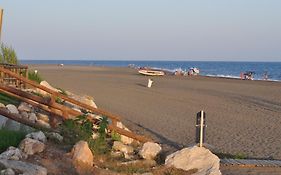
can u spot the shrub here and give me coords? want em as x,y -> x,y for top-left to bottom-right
28,71 -> 43,83
0,43 -> 18,65
0,129 -> 25,153
0,92 -> 20,106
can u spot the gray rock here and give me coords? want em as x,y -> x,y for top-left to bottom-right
139,142 -> 162,160
165,146 -> 221,175
0,147 -> 27,160
19,138 -> 45,155
112,141 -> 134,154
26,131 -> 47,143
6,105 -> 19,114
20,111 -> 29,119
0,159 -> 47,175
46,132 -> 63,142
28,113 -> 37,123
0,168 -> 15,175
17,103 -> 32,113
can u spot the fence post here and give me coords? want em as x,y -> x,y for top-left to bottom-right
196,110 -> 206,147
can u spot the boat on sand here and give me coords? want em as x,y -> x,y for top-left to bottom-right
138,69 -> 165,76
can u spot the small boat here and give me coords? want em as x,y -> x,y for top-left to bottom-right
138,69 -> 165,76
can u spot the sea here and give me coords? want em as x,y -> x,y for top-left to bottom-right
20,60 -> 281,82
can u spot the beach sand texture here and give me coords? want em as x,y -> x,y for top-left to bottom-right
31,65 -> 281,159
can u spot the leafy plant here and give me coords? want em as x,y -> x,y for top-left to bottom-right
28,71 -> 43,83
0,129 -> 25,153
0,43 -> 18,65
111,131 -> 121,141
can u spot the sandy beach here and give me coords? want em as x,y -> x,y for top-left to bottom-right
30,65 -> 281,160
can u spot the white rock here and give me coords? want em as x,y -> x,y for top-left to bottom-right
0,168 -> 15,175
0,147 -> 27,160
36,81 -> 59,96
36,113 -> 49,123
20,111 -> 29,119
26,131 -> 47,143
19,138 -> 45,155
28,113 -> 37,123
112,141 -> 134,154
6,104 -> 19,114
71,141 -> 93,166
117,122 -> 134,145
17,102 -> 32,113
36,120 -> 51,128
139,142 -> 162,160
0,159 -> 47,175
165,146 -> 221,175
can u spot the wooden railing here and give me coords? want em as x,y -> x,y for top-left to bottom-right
0,63 -> 28,88
0,66 -> 152,142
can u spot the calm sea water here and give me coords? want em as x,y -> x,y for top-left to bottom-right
20,60 -> 281,81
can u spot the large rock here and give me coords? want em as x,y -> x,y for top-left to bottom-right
112,141 -> 134,154
19,138 -> 45,155
117,122 -> 134,145
139,142 -> 162,160
17,102 -> 32,113
28,113 -> 37,123
26,131 -> 47,143
0,147 -> 27,160
0,168 -> 15,175
165,146 -> 221,175
6,105 -> 19,114
0,159 -> 47,175
36,81 -> 59,96
0,103 -> 6,108
71,141 -> 93,166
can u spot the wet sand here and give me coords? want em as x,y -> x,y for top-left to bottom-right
30,65 -> 281,159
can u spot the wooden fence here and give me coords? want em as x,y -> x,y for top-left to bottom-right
0,63 -> 28,88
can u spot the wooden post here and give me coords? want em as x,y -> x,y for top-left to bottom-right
0,8 -> 3,41
199,111 -> 204,147
196,110 -> 206,147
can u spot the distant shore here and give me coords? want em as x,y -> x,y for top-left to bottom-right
30,64 -> 281,159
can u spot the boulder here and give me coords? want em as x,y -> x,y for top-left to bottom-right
0,168 -> 15,175
36,113 -> 49,123
0,159 -> 47,175
46,132 -> 63,142
71,141 -> 93,166
112,141 -> 134,154
117,122 -> 134,145
139,142 -> 162,160
6,105 -> 19,114
26,131 -> 47,143
28,113 -> 37,123
165,146 -> 221,175
17,102 -> 32,113
36,81 -> 59,96
0,146 -> 27,160
19,138 -> 45,155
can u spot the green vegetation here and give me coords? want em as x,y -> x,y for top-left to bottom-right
57,88 -> 68,96
28,71 -> 43,83
0,129 -> 25,153
111,131 -> 121,141
0,92 -> 20,106
0,43 -> 18,65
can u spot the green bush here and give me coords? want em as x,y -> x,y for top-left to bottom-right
0,129 -> 25,153
28,71 -> 43,83
0,43 -> 18,65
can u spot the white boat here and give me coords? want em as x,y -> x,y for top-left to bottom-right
138,69 -> 165,76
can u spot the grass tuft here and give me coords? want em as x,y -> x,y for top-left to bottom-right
28,71 -> 43,83
0,129 -> 26,153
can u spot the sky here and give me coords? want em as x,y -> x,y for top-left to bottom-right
0,0 -> 281,61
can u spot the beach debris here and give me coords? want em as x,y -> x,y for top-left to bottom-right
0,146 -> 27,160
165,146 -> 221,175
0,159 -> 47,175
139,142 -> 162,160
112,141 -> 134,154
0,168 -> 15,175
147,78 -> 153,88
6,104 -> 19,114
19,138 -> 45,155
26,131 -> 47,143
71,141 -> 94,166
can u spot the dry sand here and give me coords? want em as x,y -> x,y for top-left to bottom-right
30,65 -> 281,160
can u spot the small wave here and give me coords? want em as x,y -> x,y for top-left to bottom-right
206,74 -> 241,79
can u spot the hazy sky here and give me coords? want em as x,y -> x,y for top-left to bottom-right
1,0 -> 281,61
